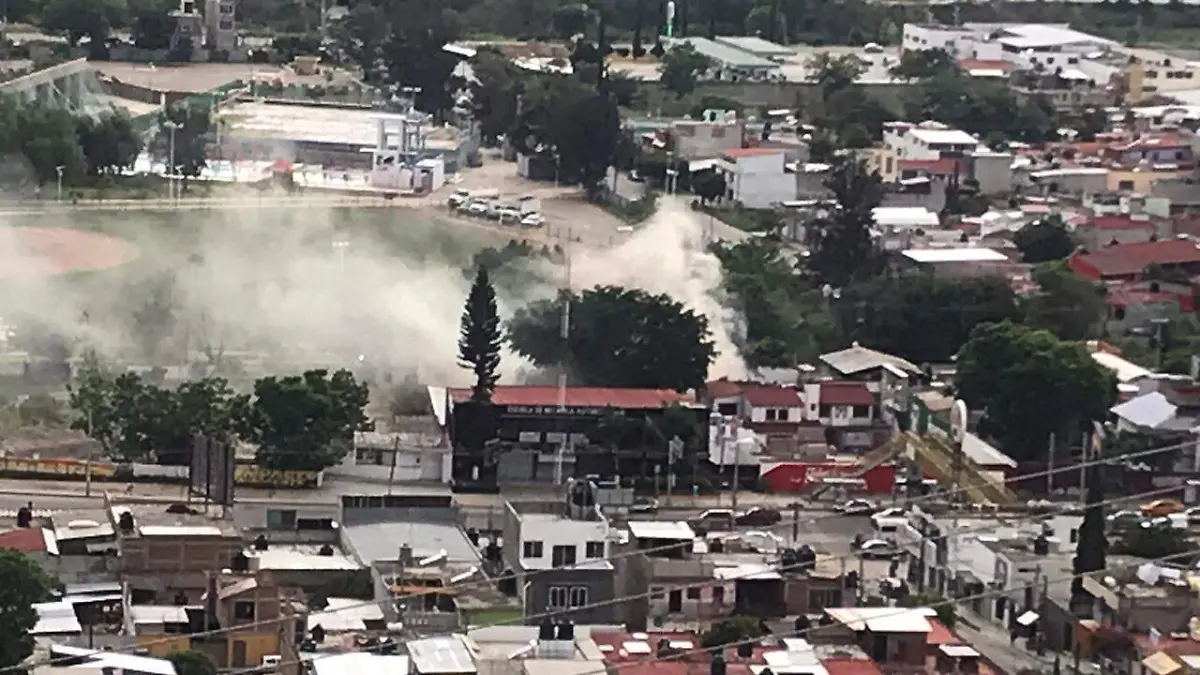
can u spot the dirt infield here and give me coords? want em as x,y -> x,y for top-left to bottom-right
0,226 -> 139,280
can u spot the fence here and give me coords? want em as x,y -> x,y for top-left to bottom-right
0,456 -> 323,488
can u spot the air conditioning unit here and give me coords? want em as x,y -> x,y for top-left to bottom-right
262,655 -> 282,667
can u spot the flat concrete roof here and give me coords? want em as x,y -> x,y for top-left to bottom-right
221,100 -> 461,150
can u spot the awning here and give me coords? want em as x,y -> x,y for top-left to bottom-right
1143,651 -> 1184,675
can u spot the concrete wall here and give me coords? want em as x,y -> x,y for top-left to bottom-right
639,81 -> 910,116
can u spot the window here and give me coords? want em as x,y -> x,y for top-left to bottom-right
218,18 -> 233,29
233,601 -> 256,620
522,541 -> 544,558
219,2 -> 233,12
585,541 -> 605,559
552,545 -> 577,566
548,586 -> 589,608
1070,529 -> 1079,543
852,405 -> 870,418
818,404 -> 832,417
650,586 -> 665,600
297,518 -> 334,530
569,587 -> 588,607
1119,180 -> 1135,191
266,509 -> 296,530
808,589 -> 843,610
777,408 -> 789,422
717,402 -> 738,416
765,408 -> 777,421
686,587 -> 703,600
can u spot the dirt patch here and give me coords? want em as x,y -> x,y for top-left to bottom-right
0,226 -> 139,280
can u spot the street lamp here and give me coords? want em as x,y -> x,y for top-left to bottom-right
162,120 -> 179,203
55,165 -> 64,202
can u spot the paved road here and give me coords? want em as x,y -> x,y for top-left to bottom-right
955,609 -> 1056,675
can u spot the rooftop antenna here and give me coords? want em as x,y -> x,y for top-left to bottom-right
554,228 -> 573,486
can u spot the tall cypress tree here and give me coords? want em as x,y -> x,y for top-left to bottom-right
1072,434 -> 1107,598
458,266 -> 503,402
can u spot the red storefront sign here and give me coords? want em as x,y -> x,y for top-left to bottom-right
761,461 -> 897,494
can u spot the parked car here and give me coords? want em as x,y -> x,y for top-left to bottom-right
1185,506 -> 1200,525
630,497 -> 659,514
1142,499 -> 1185,517
1107,510 -> 1143,531
858,539 -> 897,560
736,507 -> 782,527
840,499 -> 875,516
466,201 -> 490,216
690,508 -> 735,533
495,206 -> 522,223
520,213 -> 545,228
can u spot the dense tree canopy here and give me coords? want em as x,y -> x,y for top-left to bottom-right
805,156 -> 885,289
507,285 -> 716,391
235,369 -> 373,471
0,97 -> 140,189
1013,215 -> 1077,263
833,273 -> 1022,365
956,321 -> 1116,461
1023,261 -> 1107,341
0,549 -> 60,668
459,266 -> 504,401
69,359 -> 371,471
660,43 -> 712,99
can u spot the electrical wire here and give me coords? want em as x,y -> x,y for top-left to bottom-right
19,433 -> 1191,671
13,465 -> 1184,673
216,497 -> 1200,675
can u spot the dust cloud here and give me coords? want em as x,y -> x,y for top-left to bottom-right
0,195 -> 748,392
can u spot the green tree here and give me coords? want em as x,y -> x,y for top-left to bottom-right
1113,521 -> 1191,559
128,0 -> 177,49
712,236 -> 839,366
511,75 -> 619,193
235,369 -> 372,471
129,272 -> 177,365
0,549 -> 59,668
1073,459 -> 1106,599
1024,262 -> 1106,341
360,0 -> 464,115
659,43 -> 712,99
18,394 -> 65,427
67,353 -> 119,457
889,48 -> 956,81
693,171 -> 726,204
835,273 -> 1021,364
459,266 -> 504,401
76,112 -> 142,176
805,156 -> 884,288
507,286 -> 716,391
701,616 -> 762,649
40,0 -> 126,48
1013,214 -> 1077,263
167,650 -> 218,675
470,49 -> 523,144
156,102 -> 212,180
807,52 -> 865,98
956,321 -> 1116,461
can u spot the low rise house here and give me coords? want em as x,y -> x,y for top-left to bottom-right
1069,239 -> 1200,281
1076,214 -> 1159,250
900,247 -> 1014,279
718,147 -> 794,208
502,485 -> 616,624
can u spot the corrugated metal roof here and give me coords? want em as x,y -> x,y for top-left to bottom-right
49,646 -> 176,675
33,602 -> 81,635
312,652 -> 409,675
407,635 -> 476,674
627,521 -> 695,541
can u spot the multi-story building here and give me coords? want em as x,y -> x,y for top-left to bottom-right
445,386 -> 707,491
107,497 -> 244,603
501,483 -> 617,624
717,147 -> 795,209
204,0 -> 236,53
883,122 -> 979,162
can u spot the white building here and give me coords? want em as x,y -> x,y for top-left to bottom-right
902,22 -> 1118,76
883,122 -> 979,161
669,115 -> 746,160
718,148 -> 794,209
509,503 -> 611,571
900,248 -> 1013,279
329,431 -> 452,484
204,0 -> 236,52
667,37 -> 784,82
801,381 -> 876,427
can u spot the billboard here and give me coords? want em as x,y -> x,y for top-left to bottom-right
188,435 -> 235,506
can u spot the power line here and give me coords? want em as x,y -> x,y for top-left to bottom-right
214,490 -> 1196,675
12,436 -> 1193,672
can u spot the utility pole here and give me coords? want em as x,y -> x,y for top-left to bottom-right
1047,432 -> 1056,496
386,435 -> 399,497
732,436 -> 742,512
554,228 -> 573,485
84,410 -> 93,498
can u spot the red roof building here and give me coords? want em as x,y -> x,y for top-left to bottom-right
447,386 -> 696,410
1068,239 -> 1200,281
822,658 -> 886,675
0,527 -> 55,554
818,381 -> 875,407
722,147 -> 785,160
1075,216 -> 1158,251
898,158 -> 962,176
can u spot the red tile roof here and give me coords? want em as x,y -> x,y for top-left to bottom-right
819,381 -> 875,407
822,658 -> 886,675
1069,239 -> 1200,279
722,147 -> 785,160
591,630 -> 763,675
1084,215 -> 1157,231
706,378 -> 749,399
925,619 -> 959,646
449,386 -> 696,409
899,158 -> 961,174
0,527 -> 50,553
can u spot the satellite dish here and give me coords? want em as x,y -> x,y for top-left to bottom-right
950,400 -> 968,443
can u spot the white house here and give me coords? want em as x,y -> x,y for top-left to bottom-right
718,148 -> 795,209
802,381 -> 876,427
883,122 -> 979,161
